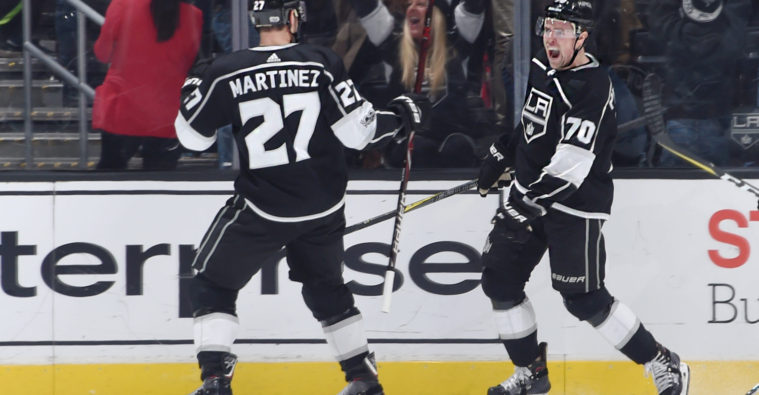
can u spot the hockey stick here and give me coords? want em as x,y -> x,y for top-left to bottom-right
346,88 -> 651,238
382,0 -> 436,313
747,383 -> 759,395
345,178 -> 477,235
347,83 -> 661,239
642,74 -> 759,207
618,107 -> 666,133
413,0 -> 435,93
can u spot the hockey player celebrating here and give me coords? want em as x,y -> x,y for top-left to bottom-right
476,1 -> 690,394
175,1 -> 429,394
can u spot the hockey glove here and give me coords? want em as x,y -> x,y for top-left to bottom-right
493,195 -> 542,236
387,93 -> 431,138
478,141 -> 514,196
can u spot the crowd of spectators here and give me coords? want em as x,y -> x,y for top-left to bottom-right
8,0 -> 759,170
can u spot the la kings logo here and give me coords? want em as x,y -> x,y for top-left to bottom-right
730,110 -> 759,150
521,87 -> 552,143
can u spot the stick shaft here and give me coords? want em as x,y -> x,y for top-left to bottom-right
382,133 -> 413,313
413,0 -> 436,93
653,133 -> 759,199
383,0 -> 435,313
344,178 -> 478,235
387,133 -> 414,271
642,74 -> 759,201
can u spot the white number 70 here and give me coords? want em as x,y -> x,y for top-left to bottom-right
564,116 -> 596,145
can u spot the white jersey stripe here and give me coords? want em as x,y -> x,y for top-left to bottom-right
585,219 -> 590,292
198,200 -> 244,273
532,58 -> 548,70
552,78 -> 572,108
244,194 -> 345,223
175,112 -> 217,151
591,83 -> 614,152
596,219 -> 602,289
550,202 -> 611,220
328,84 -> 348,116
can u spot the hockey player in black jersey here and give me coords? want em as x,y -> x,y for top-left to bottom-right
476,1 -> 690,394
175,1 -> 429,394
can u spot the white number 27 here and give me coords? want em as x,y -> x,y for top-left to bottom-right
239,92 -> 320,169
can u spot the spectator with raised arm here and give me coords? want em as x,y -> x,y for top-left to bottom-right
346,0 -> 491,167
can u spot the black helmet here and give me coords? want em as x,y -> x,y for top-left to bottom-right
249,0 -> 307,28
681,0 -> 724,23
536,0 -> 593,37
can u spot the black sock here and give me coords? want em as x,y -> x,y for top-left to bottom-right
619,324 -> 658,364
197,351 -> 227,380
503,330 -> 540,367
340,352 -> 374,381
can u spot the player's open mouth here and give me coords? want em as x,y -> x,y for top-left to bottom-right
548,49 -> 560,59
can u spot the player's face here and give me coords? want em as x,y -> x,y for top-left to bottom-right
406,0 -> 428,40
542,18 -> 581,70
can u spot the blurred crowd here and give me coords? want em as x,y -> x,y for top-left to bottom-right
4,0 -> 759,169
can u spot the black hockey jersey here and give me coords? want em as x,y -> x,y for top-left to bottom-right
175,43 -> 399,222
508,53 -> 617,219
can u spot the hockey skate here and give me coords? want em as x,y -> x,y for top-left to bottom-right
338,379 -> 384,395
337,352 -> 384,395
644,345 -> 690,395
189,352 -> 237,395
487,342 -> 550,395
189,376 -> 232,395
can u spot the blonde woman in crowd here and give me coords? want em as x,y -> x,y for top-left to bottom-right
346,0 -> 491,167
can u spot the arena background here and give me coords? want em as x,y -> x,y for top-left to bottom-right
0,170 -> 756,394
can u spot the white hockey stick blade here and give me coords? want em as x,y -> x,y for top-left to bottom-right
381,270 -> 396,313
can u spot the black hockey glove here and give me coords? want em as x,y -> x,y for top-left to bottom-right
387,93 -> 431,138
492,196 -> 542,237
478,141 -> 514,197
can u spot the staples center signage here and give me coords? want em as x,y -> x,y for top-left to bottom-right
0,178 -> 756,364
706,208 -> 759,325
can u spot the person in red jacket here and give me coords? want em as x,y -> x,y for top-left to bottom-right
93,0 -> 202,170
